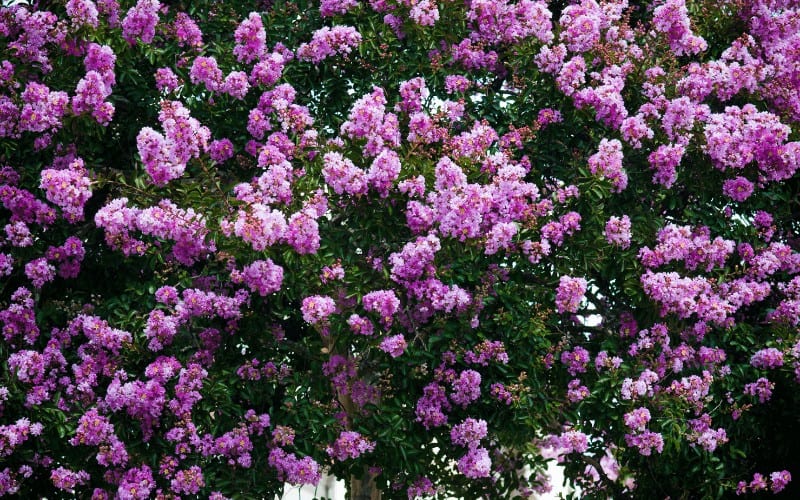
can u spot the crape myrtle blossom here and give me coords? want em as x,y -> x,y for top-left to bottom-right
233,12 -> 267,63
296,25 -> 362,64
555,276 -> 587,314
604,215 -> 631,248
65,0 -> 99,29
121,0 -> 160,45
171,12 -> 203,48
301,295 -> 336,324
326,431 -> 376,461
230,259 -> 284,296
379,333 -> 407,357
39,157 -> 92,223
451,417 -> 488,448
136,101 -> 211,185
190,56 -> 223,92
457,446 -> 491,478
320,0 -> 359,18
95,198 -> 215,265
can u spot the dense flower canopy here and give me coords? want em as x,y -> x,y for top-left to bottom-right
1,0 -> 800,498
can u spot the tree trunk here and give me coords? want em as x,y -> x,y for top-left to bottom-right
348,469 -> 382,500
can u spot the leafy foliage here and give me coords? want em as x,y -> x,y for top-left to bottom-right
1,0 -> 800,498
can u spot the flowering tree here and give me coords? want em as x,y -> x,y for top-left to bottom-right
1,0 -> 800,498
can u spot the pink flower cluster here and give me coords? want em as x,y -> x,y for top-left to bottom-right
39,157 -> 92,223
136,101 -> 211,185
685,413 -> 728,452
301,295 -> 336,324
555,276 -> 586,314
604,215 -> 631,249
588,138 -> 627,192
231,259 -> 284,296
121,0 -> 160,45
737,471 -> 791,495
379,334 -> 407,358
339,86 -> 400,156
467,0 -> 553,45
95,198 -> 215,266
456,446 -> 491,478
233,13 -> 267,63
326,431 -> 376,461
652,0 -> 707,56
639,224 -> 734,272
268,448 -> 321,486
561,346 -> 590,376
296,25 -> 362,64
704,104 -> 800,182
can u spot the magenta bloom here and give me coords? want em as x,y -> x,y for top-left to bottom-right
296,25 -> 362,64
750,348 -> 784,369
457,446 -> 491,478
722,176 -> 754,202
604,215 -> 632,249
301,295 -> 336,324
121,0 -> 160,45
555,276 -> 587,314
451,417 -> 488,448
326,431 -> 376,461
379,334 -> 408,358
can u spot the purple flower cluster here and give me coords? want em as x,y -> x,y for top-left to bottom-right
450,369 -> 481,407
555,276 -> 586,314
604,215 -> 631,249
296,25 -> 362,64
639,224 -> 734,272
339,86 -> 400,156
623,407 -> 651,432
50,466 -> 90,492
685,413 -> 728,452
231,259 -> 284,296
190,56 -> 224,92
566,379 -> 589,402
560,346 -> 590,376
233,13 -> 266,63
624,430 -> 664,456
750,348 -> 783,369
652,0 -> 707,56
450,417 -> 488,448
467,0 -> 553,45
722,176 -> 754,202
456,446 -> 491,478
737,471 -> 791,495
268,448 -> 321,486
362,289 -> 400,324
320,0 -> 359,17
322,152 -> 367,196
620,369 -> 659,401
464,340 -> 509,365
39,157 -> 92,223
326,431 -> 376,461
588,138 -> 627,192
648,143 -> 685,188
121,0 -> 160,45
65,0 -> 99,28
541,211 -> 581,247
95,198 -> 215,265
743,377 -> 774,403
415,382 -> 451,429
704,104 -> 800,183
301,295 -> 336,324
136,101 -> 211,185
379,334 -> 407,358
